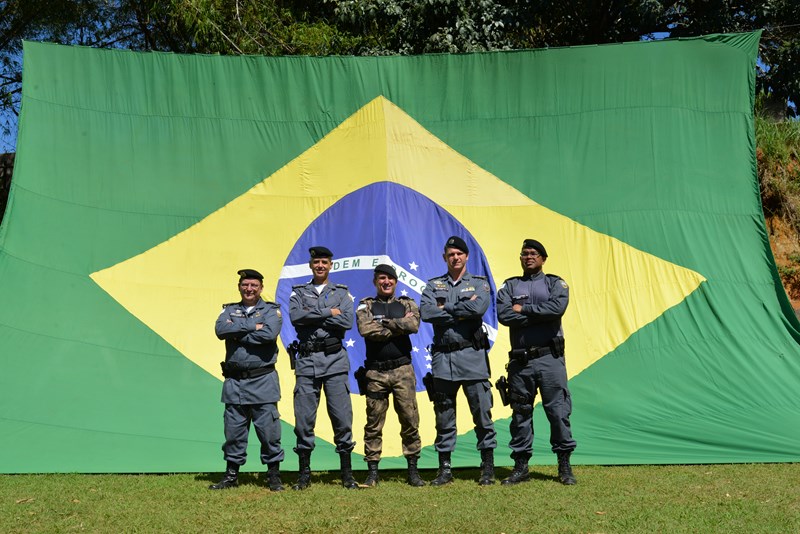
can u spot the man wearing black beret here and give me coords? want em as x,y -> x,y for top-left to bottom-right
496,239 -> 577,485
420,236 -> 498,486
288,246 -> 357,489
210,268 -> 285,491
356,264 -> 424,487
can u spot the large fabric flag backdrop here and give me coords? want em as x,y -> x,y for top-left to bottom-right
1,32 -> 798,473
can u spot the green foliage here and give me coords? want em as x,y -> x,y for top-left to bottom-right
1,465 -> 799,532
333,0 -> 516,54
756,112 -> 800,233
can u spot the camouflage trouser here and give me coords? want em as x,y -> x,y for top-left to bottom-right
363,363 -> 422,462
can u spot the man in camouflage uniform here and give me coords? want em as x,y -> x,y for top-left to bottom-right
288,246 -> 357,490
210,268 -> 285,491
356,264 -> 425,487
420,236 -> 497,486
496,239 -> 577,485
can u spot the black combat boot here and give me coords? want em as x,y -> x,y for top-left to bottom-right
339,452 -> 359,489
478,448 -> 496,486
501,456 -> 531,485
209,461 -> 239,490
557,451 -> 577,485
430,451 -> 453,486
363,460 -> 379,487
266,462 -> 284,492
292,450 -> 312,491
406,456 -> 425,487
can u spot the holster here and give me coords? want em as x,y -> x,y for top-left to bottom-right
354,366 -> 368,396
550,336 -> 565,357
495,375 -> 510,406
286,340 -> 299,370
422,372 -> 436,403
472,326 -> 490,351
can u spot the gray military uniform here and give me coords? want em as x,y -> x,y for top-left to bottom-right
496,271 -> 577,458
215,298 -> 284,466
420,272 -> 497,452
289,281 -> 355,454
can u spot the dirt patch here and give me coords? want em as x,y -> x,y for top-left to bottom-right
766,216 -> 800,311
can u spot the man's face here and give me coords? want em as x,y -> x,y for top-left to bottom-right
238,278 -> 263,306
520,247 -> 545,274
309,257 -> 332,280
374,273 -> 397,298
443,247 -> 468,273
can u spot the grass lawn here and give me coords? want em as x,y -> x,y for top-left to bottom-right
2,463 -> 798,533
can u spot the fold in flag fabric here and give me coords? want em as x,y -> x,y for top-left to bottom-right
2,32 -> 799,473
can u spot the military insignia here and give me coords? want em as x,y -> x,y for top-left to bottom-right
276,309 -> 282,317
357,304 -> 367,311
460,286 -> 475,293
560,280 -> 569,289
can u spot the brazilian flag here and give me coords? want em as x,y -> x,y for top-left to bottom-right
1,31 -> 798,473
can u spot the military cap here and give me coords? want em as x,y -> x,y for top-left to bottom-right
522,239 -> 548,258
374,263 -> 398,279
309,246 -> 333,259
444,235 -> 469,254
237,268 -> 264,282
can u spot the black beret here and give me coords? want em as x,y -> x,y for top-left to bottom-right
444,235 -> 469,254
522,239 -> 547,258
374,263 -> 398,278
237,268 -> 264,282
309,246 -> 333,259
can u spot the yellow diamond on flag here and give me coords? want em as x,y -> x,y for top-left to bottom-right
91,96 -> 705,457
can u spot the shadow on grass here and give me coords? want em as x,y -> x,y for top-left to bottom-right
196,466 -> 562,489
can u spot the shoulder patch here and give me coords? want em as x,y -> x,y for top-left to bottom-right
546,274 -> 568,289
357,303 -> 367,311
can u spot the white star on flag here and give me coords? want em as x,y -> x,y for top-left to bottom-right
413,346 -> 419,352
426,363 -> 432,369
425,355 -> 432,361
409,261 -> 419,271
345,338 -> 355,348
400,289 -> 408,296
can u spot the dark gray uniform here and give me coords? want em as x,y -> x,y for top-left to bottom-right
289,282 -> 355,454
215,298 -> 284,466
420,272 -> 497,452
496,271 -> 577,459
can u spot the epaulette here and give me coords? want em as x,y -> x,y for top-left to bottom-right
472,274 -> 488,280
546,273 -> 568,289
335,283 -> 349,290
503,275 -> 523,283
221,302 -> 238,309
358,296 -> 375,304
397,295 -> 412,300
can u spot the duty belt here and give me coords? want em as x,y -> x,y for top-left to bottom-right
298,339 -> 343,356
431,340 -> 474,353
365,356 -> 412,372
221,364 -> 275,380
508,346 -> 552,362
